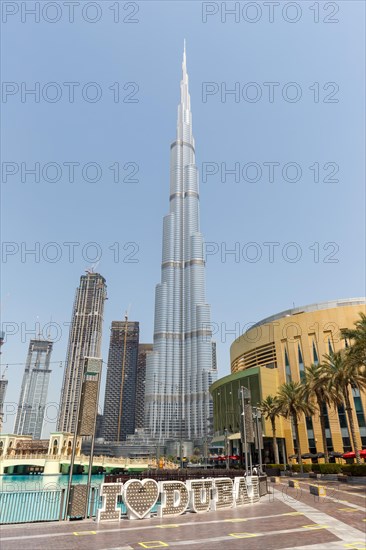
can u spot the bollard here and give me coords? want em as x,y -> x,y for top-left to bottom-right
270,476 -> 281,483
309,485 -> 326,497
288,479 -> 300,489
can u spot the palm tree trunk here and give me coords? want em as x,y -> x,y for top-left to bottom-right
317,398 -> 329,463
293,417 -> 303,473
344,387 -> 361,464
271,417 -> 280,464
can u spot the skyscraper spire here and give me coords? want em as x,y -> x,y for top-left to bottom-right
144,48 -> 217,444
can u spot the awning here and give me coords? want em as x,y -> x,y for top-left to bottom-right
210,435 -> 225,444
343,450 -> 366,459
301,452 -> 324,459
228,432 -> 241,441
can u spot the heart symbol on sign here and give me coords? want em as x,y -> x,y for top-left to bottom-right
123,479 -> 159,519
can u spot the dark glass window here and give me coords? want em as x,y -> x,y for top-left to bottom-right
298,344 -> 305,381
353,393 -> 366,428
328,338 -> 333,354
305,416 -> 317,452
284,347 -> 291,382
322,402 -> 330,429
338,405 -> 348,429
312,341 -> 319,365
305,416 -> 313,430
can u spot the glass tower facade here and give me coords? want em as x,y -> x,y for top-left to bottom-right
135,343 -> 153,430
103,320 -> 140,442
14,339 -> 53,439
57,272 -> 107,434
144,46 -> 217,442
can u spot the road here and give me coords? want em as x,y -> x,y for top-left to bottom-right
1,479 -> 365,550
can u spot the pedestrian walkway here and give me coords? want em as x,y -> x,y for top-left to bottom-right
1,482 -> 365,549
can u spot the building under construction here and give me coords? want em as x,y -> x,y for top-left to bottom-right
57,272 -> 107,434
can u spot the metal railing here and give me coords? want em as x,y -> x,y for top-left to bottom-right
0,453 -> 169,465
0,486 -> 100,525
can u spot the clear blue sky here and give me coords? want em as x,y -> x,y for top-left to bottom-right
1,1 -> 365,436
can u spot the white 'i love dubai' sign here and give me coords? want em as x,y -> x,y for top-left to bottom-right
97,476 -> 260,522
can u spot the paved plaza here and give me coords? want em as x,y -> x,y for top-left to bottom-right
1,480 -> 365,550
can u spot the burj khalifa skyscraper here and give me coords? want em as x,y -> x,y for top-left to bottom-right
144,44 -> 217,444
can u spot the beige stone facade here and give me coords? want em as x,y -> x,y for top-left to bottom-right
228,298 -> 366,460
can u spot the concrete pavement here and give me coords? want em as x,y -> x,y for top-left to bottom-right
0,479 -> 365,550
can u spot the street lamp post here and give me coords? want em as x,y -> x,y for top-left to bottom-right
64,353 -> 84,520
252,406 -> 263,474
224,428 -> 229,470
240,386 -> 250,477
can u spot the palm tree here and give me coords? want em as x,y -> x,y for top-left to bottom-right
323,351 -> 366,464
341,312 -> 366,369
259,395 -> 280,464
276,381 -> 315,473
303,363 -> 337,463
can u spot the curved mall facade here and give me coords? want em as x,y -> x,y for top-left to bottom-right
210,298 -> 366,463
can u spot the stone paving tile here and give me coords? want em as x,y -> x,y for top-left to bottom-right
274,480 -> 366,532
0,498 -> 341,550
2,482 -> 366,550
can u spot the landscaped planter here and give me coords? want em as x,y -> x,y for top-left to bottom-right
347,476 -> 366,484
265,468 -> 281,477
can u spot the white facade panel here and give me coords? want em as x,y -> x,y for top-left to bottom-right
144,46 -> 217,441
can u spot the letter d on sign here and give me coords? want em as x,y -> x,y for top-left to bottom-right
157,481 -> 189,517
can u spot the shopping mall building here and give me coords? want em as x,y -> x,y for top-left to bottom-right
210,298 -> 366,464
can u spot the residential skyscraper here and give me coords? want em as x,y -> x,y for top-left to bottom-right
144,45 -> 217,442
14,339 -> 53,439
0,377 -> 8,433
135,344 -> 153,430
103,320 -> 139,442
57,272 -> 107,434
0,331 -> 7,432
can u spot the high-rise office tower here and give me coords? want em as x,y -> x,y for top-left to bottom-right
14,339 -> 53,439
0,331 -> 7,432
135,344 -> 153,430
0,379 -> 7,433
57,272 -> 107,434
103,320 -> 139,442
144,45 -> 217,442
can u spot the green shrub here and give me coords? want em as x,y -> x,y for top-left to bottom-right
265,464 -> 285,471
291,464 -> 313,473
341,464 -> 366,476
319,463 -> 342,474
305,463 -> 341,474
